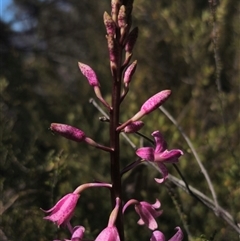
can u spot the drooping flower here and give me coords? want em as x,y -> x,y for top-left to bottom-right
123,199 -> 162,230
95,198 -> 121,241
136,130 -> 183,183
42,193 -> 80,227
71,226 -> 85,241
150,227 -> 184,241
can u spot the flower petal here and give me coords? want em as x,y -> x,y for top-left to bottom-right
156,150 -> 183,163
168,227 -> 184,241
150,230 -> 166,241
154,163 -> 168,183
136,147 -> 155,161
152,131 -> 167,153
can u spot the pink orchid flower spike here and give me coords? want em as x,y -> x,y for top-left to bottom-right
150,227 -> 184,241
136,130 -> 183,183
42,193 -> 79,227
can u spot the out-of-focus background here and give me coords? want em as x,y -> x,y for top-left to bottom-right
1,0 -> 239,240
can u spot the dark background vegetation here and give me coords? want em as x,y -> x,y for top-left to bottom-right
1,0 -> 239,240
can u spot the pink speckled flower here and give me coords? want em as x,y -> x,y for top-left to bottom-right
42,193 -> 79,227
150,227 -> 184,241
136,130 -> 183,183
123,199 -> 162,230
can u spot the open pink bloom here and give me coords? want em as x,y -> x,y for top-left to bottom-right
95,226 -> 120,241
136,130 -> 183,183
150,227 -> 184,241
42,193 -> 79,227
135,199 -> 163,230
71,226 -> 85,241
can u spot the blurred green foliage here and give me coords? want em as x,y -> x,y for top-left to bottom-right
0,0 -> 239,240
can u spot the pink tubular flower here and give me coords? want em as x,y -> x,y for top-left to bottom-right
95,198 -> 121,241
136,130 -> 183,183
42,193 -> 80,227
150,227 -> 184,241
123,199 -> 162,230
50,123 -> 86,143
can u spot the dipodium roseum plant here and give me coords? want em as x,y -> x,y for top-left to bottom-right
43,0 -> 184,240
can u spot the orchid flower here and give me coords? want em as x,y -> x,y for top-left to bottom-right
150,227 -> 184,241
42,193 -> 79,227
123,199 -> 162,230
136,130 -> 183,183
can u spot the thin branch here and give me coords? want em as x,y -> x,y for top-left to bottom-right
159,106 -> 220,214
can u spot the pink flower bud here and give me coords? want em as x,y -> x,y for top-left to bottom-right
50,123 -> 86,143
123,120 -> 144,133
125,27 -> 138,54
104,11 -> 116,36
78,62 -> 99,87
111,0 -> 121,22
106,35 -> 118,64
118,5 -> 127,28
140,90 -> 171,114
129,90 -> 171,123
123,60 -> 137,86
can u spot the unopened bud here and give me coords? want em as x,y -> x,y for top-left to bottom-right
78,62 -> 99,87
123,121 -> 144,133
50,123 -> 86,142
104,12 -> 116,36
123,60 -> 137,87
131,90 -> 171,121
